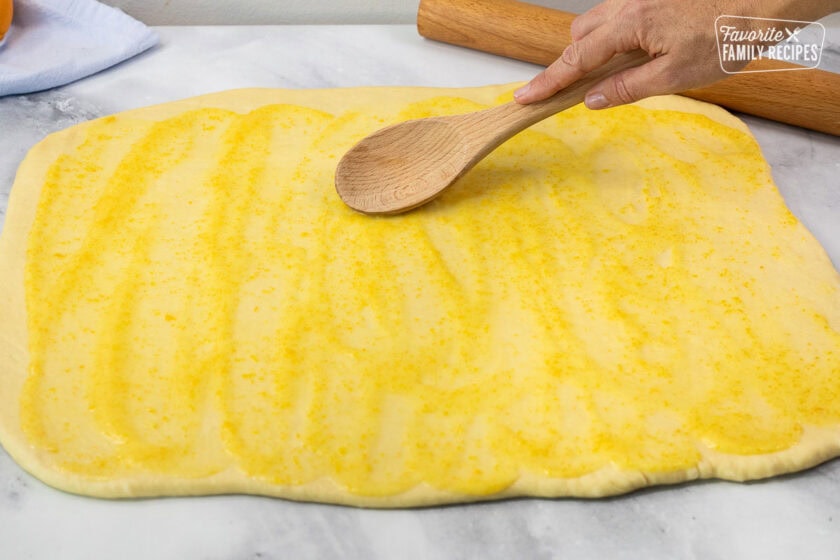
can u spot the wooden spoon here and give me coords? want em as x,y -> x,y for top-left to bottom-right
335,50 -> 650,215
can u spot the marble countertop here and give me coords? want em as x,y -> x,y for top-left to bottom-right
1,24 -> 840,560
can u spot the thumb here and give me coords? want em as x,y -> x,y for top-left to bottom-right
584,56 -> 677,109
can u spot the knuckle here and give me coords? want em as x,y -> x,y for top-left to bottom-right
612,72 -> 637,105
560,43 -> 580,68
570,17 -> 586,39
621,0 -> 648,20
560,43 -> 586,71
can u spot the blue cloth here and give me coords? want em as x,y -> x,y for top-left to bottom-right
0,0 -> 158,96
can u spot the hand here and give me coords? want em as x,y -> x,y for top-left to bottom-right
513,0 -> 839,110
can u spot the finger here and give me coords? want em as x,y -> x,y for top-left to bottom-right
570,1 -> 612,41
515,26 -> 627,104
583,56 -> 679,109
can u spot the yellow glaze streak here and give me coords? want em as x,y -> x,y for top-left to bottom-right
19,93 -> 840,498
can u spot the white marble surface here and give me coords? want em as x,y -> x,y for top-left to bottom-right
1,25 -> 839,560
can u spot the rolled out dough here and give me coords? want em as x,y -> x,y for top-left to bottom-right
0,85 -> 839,507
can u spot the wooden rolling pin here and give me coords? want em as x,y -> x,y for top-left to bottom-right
417,0 -> 840,136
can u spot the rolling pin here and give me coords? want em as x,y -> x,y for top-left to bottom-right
417,0 -> 840,136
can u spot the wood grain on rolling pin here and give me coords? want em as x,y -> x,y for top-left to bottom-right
417,0 -> 840,136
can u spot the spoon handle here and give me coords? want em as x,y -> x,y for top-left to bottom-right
513,50 -> 652,123
461,50 -> 651,157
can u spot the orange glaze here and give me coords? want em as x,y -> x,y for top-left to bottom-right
20,94 -> 840,496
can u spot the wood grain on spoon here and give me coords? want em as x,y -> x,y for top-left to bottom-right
335,50 -> 650,215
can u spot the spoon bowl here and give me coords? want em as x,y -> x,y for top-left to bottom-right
335,118 -> 471,213
335,51 -> 649,215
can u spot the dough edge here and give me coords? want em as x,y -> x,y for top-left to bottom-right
1,84 -> 837,507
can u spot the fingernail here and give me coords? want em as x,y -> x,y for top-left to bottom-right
514,83 -> 531,100
585,92 -> 609,110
